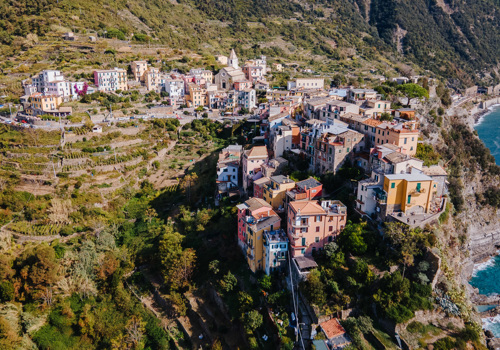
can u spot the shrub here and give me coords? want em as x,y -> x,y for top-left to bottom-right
0,281 -> 14,302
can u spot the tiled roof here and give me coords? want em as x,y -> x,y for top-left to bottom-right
245,146 -> 268,159
244,197 -> 272,211
320,318 -> 346,340
363,118 -> 383,127
289,200 -> 325,215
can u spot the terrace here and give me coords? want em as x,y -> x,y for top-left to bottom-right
388,197 -> 447,229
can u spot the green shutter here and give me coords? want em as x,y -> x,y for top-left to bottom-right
407,195 -> 411,204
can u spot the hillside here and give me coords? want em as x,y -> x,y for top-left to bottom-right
1,0 -> 500,86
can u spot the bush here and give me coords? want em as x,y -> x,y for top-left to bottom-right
0,281 -> 14,302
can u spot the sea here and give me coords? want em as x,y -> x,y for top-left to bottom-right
471,105 -> 500,336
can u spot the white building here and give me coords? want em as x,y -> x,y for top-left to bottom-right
271,125 -> 293,158
162,78 -> 185,104
32,70 -> 65,93
287,77 -> 324,90
217,162 -> 239,189
263,229 -> 289,275
238,88 -> 257,110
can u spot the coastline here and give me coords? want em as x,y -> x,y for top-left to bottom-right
474,103 -> 500,126
470,97 -> 500,125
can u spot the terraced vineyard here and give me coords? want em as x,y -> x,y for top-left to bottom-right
8,221 -> 63,236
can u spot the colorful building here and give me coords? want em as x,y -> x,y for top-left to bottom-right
263,175 -> 296,211
382,173 -> 437,217
242,146 -> 269,192
94,68 -> 128,92
287,200 -> 347,257
237,198 -> 281,273
263,229 -> 288,275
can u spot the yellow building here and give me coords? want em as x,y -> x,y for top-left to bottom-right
246,210 -> 281,273
131,60 -> 149,82
263,175 -> 295,211
383,173 -> 437,215
145,68 -> 161,92
187,83 -> 207,108
29,93 -> 63,115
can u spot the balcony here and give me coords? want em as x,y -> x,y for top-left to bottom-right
409,188 -> 426,196
291,222 -> 309,229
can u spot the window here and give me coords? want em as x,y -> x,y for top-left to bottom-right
347,148 -> 350,152
315,237 -> 320,243
329,226 -> 333,231
316,227 -> 320,233
404,138 -> 408,145
301,248 -> 305,254
338,149 -> 342,153
408,195 -> 412,204
391,182 -> 395,189
301,238 -> 306,246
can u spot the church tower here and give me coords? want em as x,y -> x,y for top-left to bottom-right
228,49 -> 239,69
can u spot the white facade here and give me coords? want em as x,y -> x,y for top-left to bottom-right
287,78 -> 324,90
32,70 -> 65,93
163,79 -> 185,101
271,125 -> 293,158
263,229 -> 288,275
217,163 -> 239,189
238,89 -> 256,110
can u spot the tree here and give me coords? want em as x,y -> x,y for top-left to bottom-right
242,310 -> 263,332
384,223 -> 426,278
397,83 -> 429,106
219,271 -> 237,292
17,244 -> 60,295
258,274 -> 272,291
338,222 -> 368,255
208,260 -> 220,275
301,269 -> 326,307
159,227 -> 196,290
125,316 -> 146,349
0,281 -> 14,302
238,291 -> 254,313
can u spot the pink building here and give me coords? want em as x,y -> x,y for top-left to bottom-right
287,200 -> 347,257
234,80 -> 253,91
242,146 -> 269,193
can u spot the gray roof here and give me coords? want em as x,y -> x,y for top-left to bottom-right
294,256 -> 318,270
385,173 -> 433,181
297,177 -> 322,190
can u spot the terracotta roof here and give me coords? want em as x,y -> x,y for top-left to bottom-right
320,318 -> 346,340
289,200 -> 325,215
245,146 -> 268,159
244,197 -> 272,212
363,118 -> 383,127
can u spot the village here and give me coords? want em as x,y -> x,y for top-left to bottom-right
5,45 -> 496,350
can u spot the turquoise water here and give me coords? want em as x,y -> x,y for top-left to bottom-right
472,109 -> 500,336
475,105 -> 500,164
470,254 -> 500,336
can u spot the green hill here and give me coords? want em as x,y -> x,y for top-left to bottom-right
1,0 -> 499,85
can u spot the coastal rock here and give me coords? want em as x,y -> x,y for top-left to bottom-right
487,337 -> 500,350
